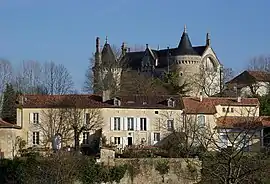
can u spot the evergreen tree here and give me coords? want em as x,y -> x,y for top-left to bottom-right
1,83 -> 17,123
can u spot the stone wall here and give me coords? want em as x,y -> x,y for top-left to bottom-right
98,155 -> 200,184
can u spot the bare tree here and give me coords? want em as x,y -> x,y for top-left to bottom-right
14,60 -> 44,94
248,55 -> 270,72
39,108 -> 73,148
0,59 -> 13,94
157,105 -> 268,183
59,96 -> 104,151
42,61 -> 74,95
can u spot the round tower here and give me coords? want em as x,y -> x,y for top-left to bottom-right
171,26 -> 201,94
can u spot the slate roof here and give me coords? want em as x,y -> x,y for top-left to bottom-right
177,31 -> 199,56
227,70 -> 270,86
119,30 -> 207,70
19,94 -> 184,110
182,97 -> 259,114
101,43 -> 116,66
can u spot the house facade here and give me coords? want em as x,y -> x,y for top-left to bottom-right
182,96 -> 265,151
226,70 -> 270,97
14,94 -> 184,154
1,94 -> 268,158
93,26 -> 222,97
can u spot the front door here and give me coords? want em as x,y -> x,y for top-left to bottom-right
128,137 -> 132,146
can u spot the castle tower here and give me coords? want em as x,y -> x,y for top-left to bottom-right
171,25 -> 201,95
93,37 -> 103,94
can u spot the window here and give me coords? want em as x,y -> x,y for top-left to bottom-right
197,115 -> 206,127
83,132 -> 89,144
33,132 -> 40,145
222,107 -> 226,112
231,108 -> 234,113
127,117 -> 134,131
227,108 -> 229,112
33,113 -> 39,124
168,99 -> 175,107
140,118 -> 147,131
219,133 -> 228,148
155,111 -> 159,114
114,137 -> 121,144
114,117 -> 121,130
85,113 -> 90,124
167,120 -> 174,131
114,98 -> 121,106
154,133 -> 160,141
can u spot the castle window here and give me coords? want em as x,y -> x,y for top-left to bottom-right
180,72 -> 183,76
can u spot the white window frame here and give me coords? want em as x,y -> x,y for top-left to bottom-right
197,115 -> 206,128
83,132 -> 89,144
114,117 -> 121,131
33,132 -> 40,145
127,117 -> 134,131
154,133 -> 161,142
33,113 -> 39,124
167,119 -> 174,131
140,118 -> 147,131
114,137 -> 121,145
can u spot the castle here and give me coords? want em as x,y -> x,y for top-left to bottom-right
93,26 -> 223,97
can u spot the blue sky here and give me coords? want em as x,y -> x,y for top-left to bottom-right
0,0 -> 270,91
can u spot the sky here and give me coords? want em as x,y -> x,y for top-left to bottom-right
0,0 -> 270,91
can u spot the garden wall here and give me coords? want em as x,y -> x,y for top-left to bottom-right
113,158 -> 201,184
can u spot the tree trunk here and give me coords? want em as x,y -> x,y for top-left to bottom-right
74,129 -> 80,152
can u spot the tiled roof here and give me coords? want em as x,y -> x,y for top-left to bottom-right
182,97 -> 259,114
0,119 -> 20,129
216,116 -> 270,128
227,70 -> 270,85
19,94 -> 184,110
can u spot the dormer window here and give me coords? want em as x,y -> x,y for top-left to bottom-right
167,98 -> 175,107
113,98 -> 121,106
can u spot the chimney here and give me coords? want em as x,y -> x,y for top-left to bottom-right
199,91 -> 203,102
128,48 -> 131,52
206,32 -> 210,46
102,90 -> 111,102
237,96 -> 241,103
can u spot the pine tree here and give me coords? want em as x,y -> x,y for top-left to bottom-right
1,83 -> 17,123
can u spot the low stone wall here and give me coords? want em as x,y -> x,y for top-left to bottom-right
114,158 -> 201,184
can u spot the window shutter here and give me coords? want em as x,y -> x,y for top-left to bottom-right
136,118 -> 141,131
110,117 -> 114,131
29,113 -> 33,124
120,137 -> 123,145
123,117 -> 127,131
146,118 -> 150,131
110,137 -> 114,144
28,131 -> 32,146
123,137 -> 128,147
120,117 -> 124,130
151,132 -> 154,145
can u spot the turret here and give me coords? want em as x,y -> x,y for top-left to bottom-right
95,37 -> 101,65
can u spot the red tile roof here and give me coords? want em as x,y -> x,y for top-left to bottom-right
19,94 -> 184,109
183,97 -> 259,114
0,119 -> 20,129
216,116 -> 270,128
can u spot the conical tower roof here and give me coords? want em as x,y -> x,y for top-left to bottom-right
176,25 -> 198,56
101,37 -> 116,66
